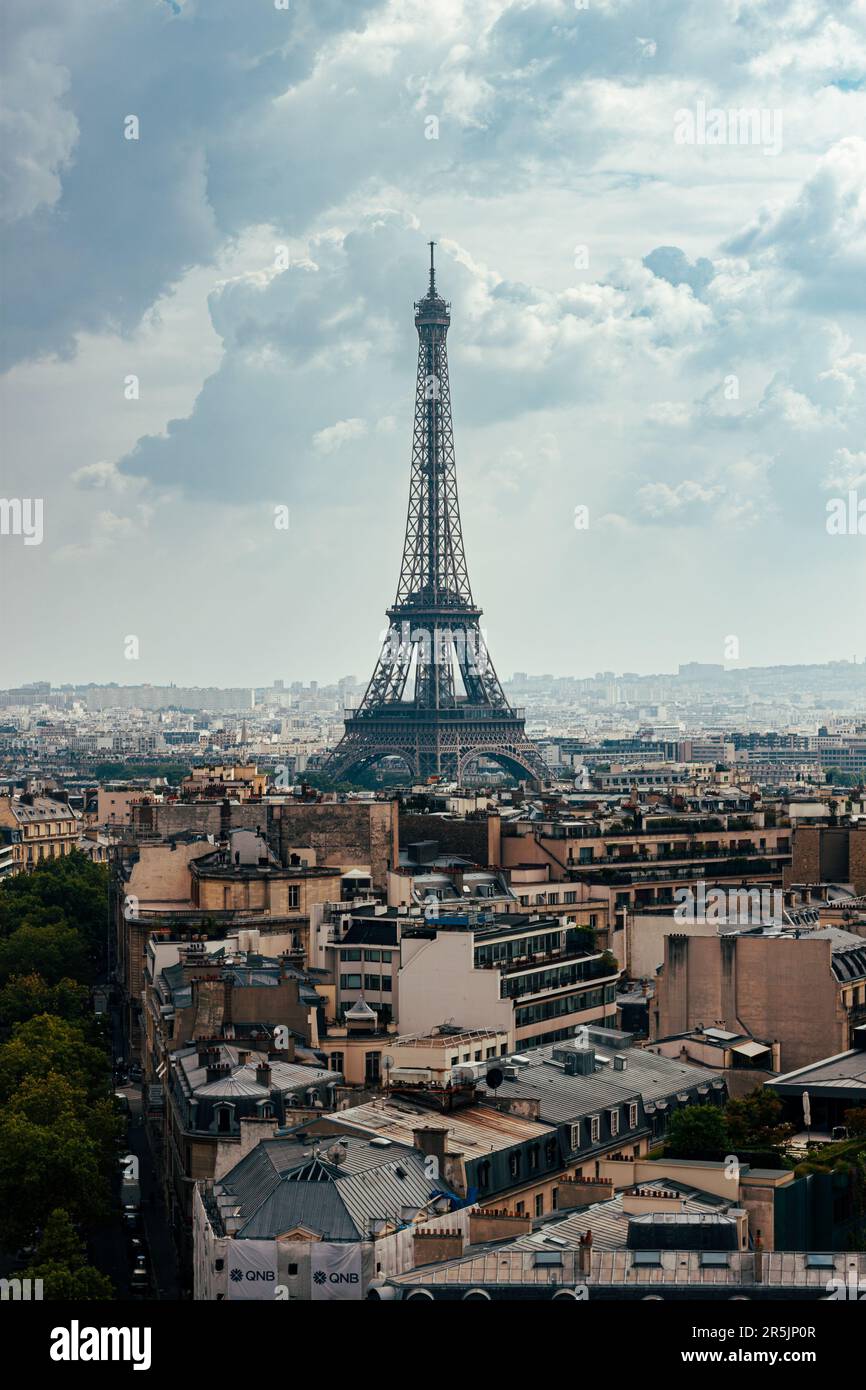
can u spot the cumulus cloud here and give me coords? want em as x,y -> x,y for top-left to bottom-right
313,418 -> 368,455
2,0 -> 865,682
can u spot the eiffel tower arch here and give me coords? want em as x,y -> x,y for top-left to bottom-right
322,244 -> 548,788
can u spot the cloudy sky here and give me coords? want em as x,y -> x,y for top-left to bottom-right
1,0 -> 865,689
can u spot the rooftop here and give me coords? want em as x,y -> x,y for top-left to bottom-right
211,1131 -> 456,1241
333,1095 -> 552,1156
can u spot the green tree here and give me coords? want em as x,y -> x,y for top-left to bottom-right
725,1087 -> 793,1154
844,1107 -> 866,1137
0,925 -> 90,988
0,973 -> 90,1034
0,852 -> 108,961
20,1209 -> 113,1300
666,1104 -> 729,1159
0,1105 -> 108,1248
0,1014 -> 109,1104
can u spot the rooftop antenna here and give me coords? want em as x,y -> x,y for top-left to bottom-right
428,239 -> 436,296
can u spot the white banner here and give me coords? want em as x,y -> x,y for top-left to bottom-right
310,1243 -> 363,1300
227,1240 -> 279,1300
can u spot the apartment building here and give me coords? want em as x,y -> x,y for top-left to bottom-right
0,790 -> 81,874
652,927 -> 866,1072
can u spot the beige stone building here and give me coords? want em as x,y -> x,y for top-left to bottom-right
0,791 -> 81,874
116,830 -> 344,1047
652,927 -> 866,1072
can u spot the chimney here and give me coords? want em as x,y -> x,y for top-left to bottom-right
256,1062 -> 272,1088
578,1229 -> 593,1276
206,1061 -> 231,1084
412,1228 -> 465,1265
412,1126 -> 449,1170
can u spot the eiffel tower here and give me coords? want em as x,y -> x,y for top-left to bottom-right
322,244 -> 548,787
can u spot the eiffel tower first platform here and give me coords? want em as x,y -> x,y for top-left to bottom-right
321,244 -> 548,788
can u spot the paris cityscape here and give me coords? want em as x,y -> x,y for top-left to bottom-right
1,0 -> 865,1367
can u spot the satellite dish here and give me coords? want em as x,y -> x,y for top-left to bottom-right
486,1067 -> 504,1091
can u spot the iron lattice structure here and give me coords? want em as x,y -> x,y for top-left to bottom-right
323,246 -> 548,786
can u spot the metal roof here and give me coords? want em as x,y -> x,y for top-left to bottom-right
214,1133 -> 454,1241
512,1182 -> 731,1252
391,1248 -> 866,1290
476,1043 -> 721,1122
333,1097 -> 552,1155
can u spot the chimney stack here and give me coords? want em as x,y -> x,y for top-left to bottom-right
256,1061 -> 272,1089
412,1126 -> 449,1171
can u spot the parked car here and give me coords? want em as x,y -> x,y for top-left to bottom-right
122,1207 -> 142,1236
128,1063 -> 142,1083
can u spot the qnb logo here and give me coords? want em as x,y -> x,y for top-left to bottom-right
313,1270 -> 359,1286
231,1268 -> 275,1282
49,1323 -> 152,1372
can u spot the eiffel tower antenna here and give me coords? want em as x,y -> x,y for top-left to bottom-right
322,243 -> 548,787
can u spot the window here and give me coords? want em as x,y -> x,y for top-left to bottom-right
569,1122 -> 581,1151
364,950 -> 381,962
545,1138 -> 557,1166
805,1254 -> 835,1270
380,976 -> 392,993
535,1194 -> 544,1217
342,948 -> 362,961
628,1102 -> 639,1129
528,1143 -> 539,1171
365,1052 -> 381,1084
551,1187 -> 559,1210
340,974 -> 362,990
216,1105 -> 233,1134
509,1151 -> 521,1179
330,1052 -> 344,1074
609,1108 -> 620,1137
364,974 -> 381,992
633,1251 -> 661,1267
590,1115 -> 600,1143
477,1160 -> 491,1190
515,1201 -> 525,1216
287,885 -> 300,909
